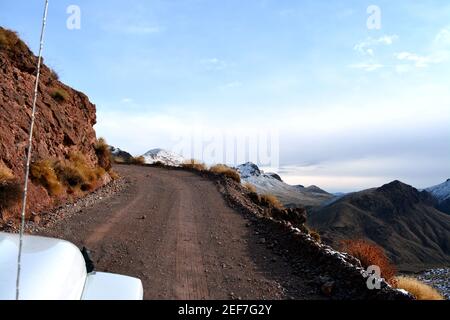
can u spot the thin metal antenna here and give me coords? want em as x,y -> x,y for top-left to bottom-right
15,0 -> 49,300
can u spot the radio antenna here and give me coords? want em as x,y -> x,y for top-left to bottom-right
15,0 -> 50,300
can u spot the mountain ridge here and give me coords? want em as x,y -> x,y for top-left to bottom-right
308,180 -> 450,272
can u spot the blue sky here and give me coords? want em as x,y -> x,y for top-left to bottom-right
1,0 -> 449,192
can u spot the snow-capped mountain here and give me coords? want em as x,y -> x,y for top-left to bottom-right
426,179 -> 450,214
426,179 -> 450,202
236,162 -> 334,208
142,149 -> 184,166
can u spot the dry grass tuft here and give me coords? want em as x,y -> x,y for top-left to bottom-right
0,163 -> 14,183
109,170 -> 120,180
32,152 -> 106,195
94,137 -> 112,171
392,276 -> 444,300
31,160 -> 63,195
50,88 -> 69,103
0,28 -> 28,53
0,164 -> 22,211
131,156 -> 146,165
341,239 -> 396,282
260,194 -> 284,210
243,182 -> 257,193
182,159 -> 207,171
309,229 -> 321,243
209,164 -> 241,183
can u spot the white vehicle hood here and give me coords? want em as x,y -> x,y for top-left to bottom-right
0,232 -> 87,300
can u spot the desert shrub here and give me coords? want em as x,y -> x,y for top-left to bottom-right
341,239 -> 396,282
54,152 -> 104,191
209,164 -> 241,183
0,181 -> 22,211
54,161 -> 85,188
131,156 -> 146,165
0,28 -> 22,50
50,88 -> 69,103
30,160 -> 63,195
309,229 -> 321,243
109,170 -> 119,180
392,276 -> 444,300
0,164 -> 22,211
94,137 -> 112,171
50,68 -> 59,81
182,159 -> 207,171
243,182 -> 257,193
260,194 -> 284,210
0,163 -> 14,183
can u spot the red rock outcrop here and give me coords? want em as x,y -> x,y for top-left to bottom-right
0,27 -> 101,223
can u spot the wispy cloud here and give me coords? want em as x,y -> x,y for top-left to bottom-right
394,27 -> 450,70
349,63 -> 383,72
122,25 -> 161,35
101,19 -> 162,35
395,51 -> 449,68
354,35 -> 398,56
201,58 -> 230,71
219,81 -> 243,90
435,26 -> 450,47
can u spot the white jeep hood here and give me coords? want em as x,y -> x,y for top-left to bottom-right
0,232 -> 87,300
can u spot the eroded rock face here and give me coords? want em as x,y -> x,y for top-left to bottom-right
0,27 -> 99,221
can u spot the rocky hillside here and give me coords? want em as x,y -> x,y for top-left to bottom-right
0,27 -> 105,224
308,180 -> 450,272
236,162 -> 334,208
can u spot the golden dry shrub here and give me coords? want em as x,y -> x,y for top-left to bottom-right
30,160 -> 63,195
0,28 -> 28,52
392,276 -> 444,300
0,163 -> 14,183
94,137 -> 112,171
341,239 -> 396,282
260,194 -> 284,210
131,156 -> 146,165
54,152 -> 105,191
309,229 -> 321,243
50,88 -> 69,103
182,159 -> 207,171
243,182 -> 257,193
109,170 -> 120,180
0,163 -> 22,211
209,164 -> 241,183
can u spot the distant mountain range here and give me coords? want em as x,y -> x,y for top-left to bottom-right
308,180 -> 450,272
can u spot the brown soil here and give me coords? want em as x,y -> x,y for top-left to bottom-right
38,165 -> 324,300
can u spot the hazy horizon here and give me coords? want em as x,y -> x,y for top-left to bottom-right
2,0 -> 449,193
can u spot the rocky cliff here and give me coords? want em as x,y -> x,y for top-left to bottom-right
0,27 -> 102,224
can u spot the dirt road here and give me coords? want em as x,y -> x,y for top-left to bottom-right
39,165 -> 321,300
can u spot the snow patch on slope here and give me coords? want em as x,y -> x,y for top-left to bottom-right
426,179 -> 450,202
142,149 -> 184,166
